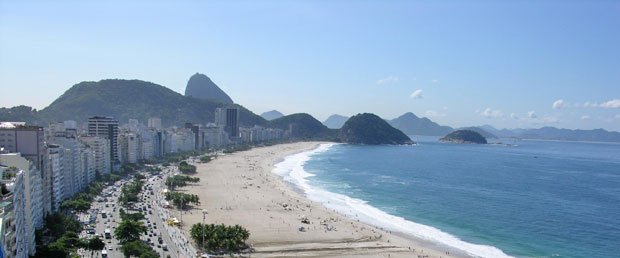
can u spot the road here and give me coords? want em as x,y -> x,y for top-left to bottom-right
76,165 -> 198,258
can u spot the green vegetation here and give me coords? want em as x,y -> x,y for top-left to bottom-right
119,180 -> 144,206
338,113 -> 413,145
269,113 -> 338,140
1,79 -> 267,127
121,240 -> 159,258
114,219 -> 147,244
119,208 -> 146,221
165,191 -> 200,209
33,214 -> 85,257
178,161 -> 197,174
190,223 -> 250,253
166,175 -> 200,190
199,155 -> 214,163
440,130 -> 488,144
223,144 -> 252,154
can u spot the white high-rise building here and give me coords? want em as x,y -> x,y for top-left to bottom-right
204,123 -> 229,147
79,136 -> 111,177
119,132 -> 141,164
46,144 -> 65,212
169,129 -> 195,153
0,153 -> 43,257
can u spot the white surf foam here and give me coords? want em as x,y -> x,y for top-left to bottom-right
272,143 -> 514,258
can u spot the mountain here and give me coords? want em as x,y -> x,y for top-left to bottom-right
269,113 -> 337,140
389,112 -> 453,136
517,127 -> 620,142
12,79 -> 266,127
184,73 -> 234,104
323,114 -> 349,129
440,130 -> 487,144
458,127 -> 498,139
339,113 -> 413,145
0,106 -> 41,124
260,110 -> 284,121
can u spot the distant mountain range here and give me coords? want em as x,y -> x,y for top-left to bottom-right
380,112 -> 620,143
323,114 -> 349,129
269,113 -> 337,140
388,112 -> 453,136
0,78 -> 265,127
482,125 -> 620,142
1,74 -> 618,143
260,110 -> 284,121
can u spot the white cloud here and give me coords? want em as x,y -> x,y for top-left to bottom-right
599,99 -> 620,108
581,115 -> 591,120
479,108 -> 503,118
425,110 -> 446,117
527,111 -> 537,119
540,116 -> 559,123
376,76 -> 399,85
410,89 -> 423,99
431,79 -> 438,84
510,113 -> 519,120
553,99 -> 567,109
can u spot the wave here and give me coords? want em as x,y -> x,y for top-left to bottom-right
272,143 -> 513,258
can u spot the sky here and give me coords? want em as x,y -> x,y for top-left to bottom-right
1,0 -> 619,131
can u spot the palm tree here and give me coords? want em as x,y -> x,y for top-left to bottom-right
114,219 -> 147,244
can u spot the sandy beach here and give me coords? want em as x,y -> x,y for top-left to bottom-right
178,142 -> 467,258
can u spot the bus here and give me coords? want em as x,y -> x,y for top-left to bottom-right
104,228 -> 112,239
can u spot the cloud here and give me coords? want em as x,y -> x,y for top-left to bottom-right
510,113 -> 519,120
479,108 -> 503,118
616,114 -> 620,119
377,76 -> 399,85
581,115 -> 591,120
552,99 -> 567,109
527,111 -> 537,119
540,116 -> 559,123
431,79 -> 438,84
425,110 -> 446,117
599,99 -> 620,108
410,89 -> 423,99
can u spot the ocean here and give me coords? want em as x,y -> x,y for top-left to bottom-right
272,136 -> 620,258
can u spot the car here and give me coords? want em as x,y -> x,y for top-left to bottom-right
108,246 -> 113,250
162,244 -> 168,251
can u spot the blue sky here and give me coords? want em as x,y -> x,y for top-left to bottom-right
1,0 -> 619,131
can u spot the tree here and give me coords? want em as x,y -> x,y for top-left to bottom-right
114,219 -> 147,244
165,192 -> 200,209
119,209 -> 145,222
121,240 -> 158,258
178,161 -> 197,174
190,223 -> 250,253
86,236 -> 105,251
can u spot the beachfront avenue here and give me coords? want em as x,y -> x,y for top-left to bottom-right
76,164 -> 198,258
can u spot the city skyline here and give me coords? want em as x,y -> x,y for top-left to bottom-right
1,1 -> 619,131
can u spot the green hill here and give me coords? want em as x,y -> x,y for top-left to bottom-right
6,79 -> 266,127
269,113 -> 337,140
440,130 -> 487,144
339,113 -> 413,145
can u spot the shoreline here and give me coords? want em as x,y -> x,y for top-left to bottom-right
178,142 -> 470,257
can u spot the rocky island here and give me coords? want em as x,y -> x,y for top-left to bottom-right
339,113 -> 414,145
440,130 -> 488,144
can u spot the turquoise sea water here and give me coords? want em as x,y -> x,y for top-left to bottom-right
279,137 -> 620,258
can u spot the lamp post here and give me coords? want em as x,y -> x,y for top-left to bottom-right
202,209 -> 208,250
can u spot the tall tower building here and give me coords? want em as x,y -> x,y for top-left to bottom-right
87,116 -> 119,170
214,106 -> 239,138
